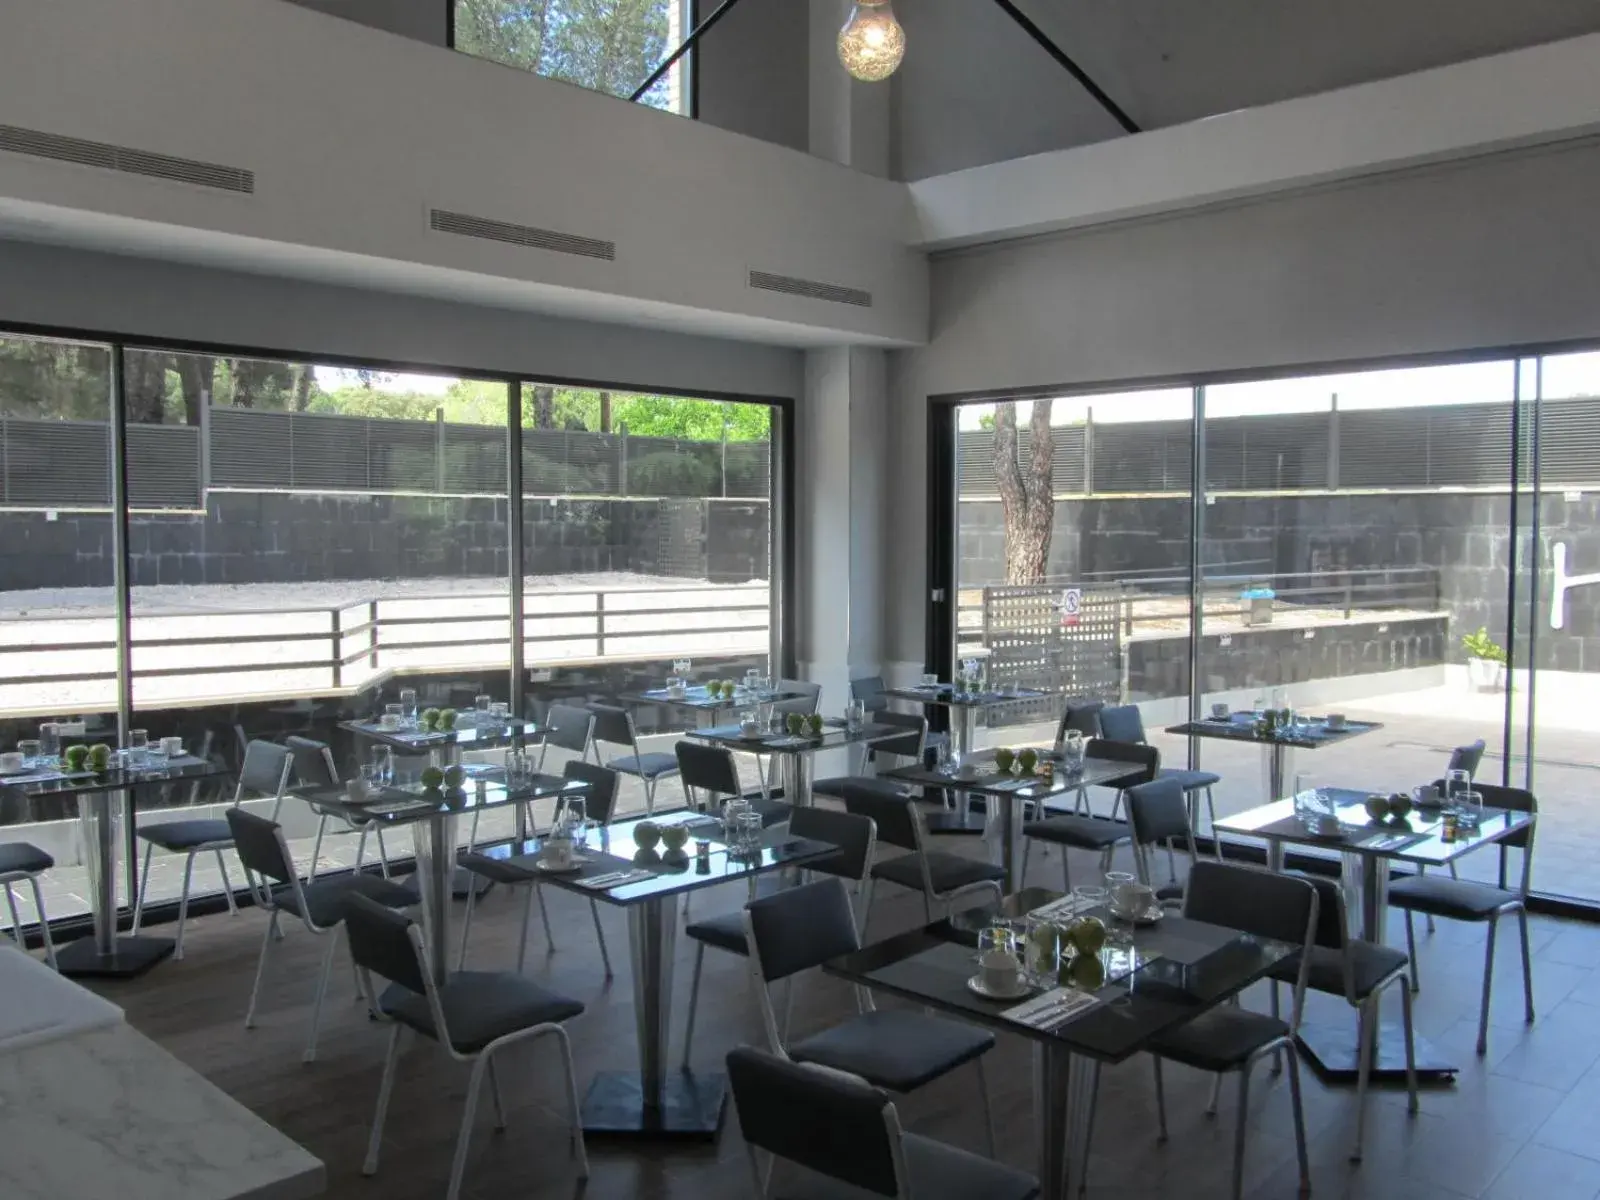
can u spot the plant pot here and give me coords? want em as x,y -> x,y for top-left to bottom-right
1466,656 -> 1505,693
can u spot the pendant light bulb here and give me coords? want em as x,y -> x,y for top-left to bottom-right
838,0 -> 905,82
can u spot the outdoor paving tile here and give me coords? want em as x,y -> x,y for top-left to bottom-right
1482,1143 -> 1600,1200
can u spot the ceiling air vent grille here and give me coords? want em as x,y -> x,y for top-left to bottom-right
749,270 -> 872,308
0,124 -> 254,193
429,208 -> 615,261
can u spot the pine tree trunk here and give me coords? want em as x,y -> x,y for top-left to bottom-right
992,399 -> 1055,584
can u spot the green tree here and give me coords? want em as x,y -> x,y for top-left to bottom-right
455,0 -> 675,108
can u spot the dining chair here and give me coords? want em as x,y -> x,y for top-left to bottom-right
346,895 -> 588,1200
285,736 -> 392,883
589,704 -> 678,815
1124,776 -> 1198,905
726,1046 -> 1039,1200
742,877 -> 999,1156
676,739 -> 788,826
1147,862 -> 1319,1200
226,807 -> 415,1063
1390,780 -> 1536,1055
838,787 -> 1005,936
812,709 -> 927,804
754,679 -> 823,795
1424,739 -> 1490,923
1019,738 -> 1157,890
131,738 -> 292,959
1098,703 -> 1222,846
536,703 -> 594,773
1269,873 -> 1418,1160
458,761 -> 619,977
852,674 -> 948,756
680,806 -> 876,1069
0,841 -> 58,970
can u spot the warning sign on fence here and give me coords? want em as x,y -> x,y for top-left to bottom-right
1060,588 -> 1082,628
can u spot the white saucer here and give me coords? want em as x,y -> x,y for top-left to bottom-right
534,859 -> 582,874
1111,904 -> 1164,927
967,972 -> 1033,1001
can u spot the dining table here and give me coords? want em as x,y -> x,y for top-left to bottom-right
879,751 -> 1140,891
298,768 -> 582,984
622,684 -> 809,728
1167,710 -> 1381,803
882,683 -> 1059,761
501,809 -> 839,1140
825,887 -> 1301,1200
1214,789 -> 1535,1083
1,752 -> 231,979
687,718 -> 902,810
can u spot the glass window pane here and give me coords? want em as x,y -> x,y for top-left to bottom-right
0,331 -> 118,926
954,391 -> 1195,773
123,353 -> 513,898
519,385 -> 774,815
1199,361 -> 1519,867
454,0 -> 690,113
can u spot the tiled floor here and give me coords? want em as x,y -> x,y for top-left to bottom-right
22,821 -> 1594,1200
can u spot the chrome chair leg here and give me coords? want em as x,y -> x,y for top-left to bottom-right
173,852 -> 196,960
362,1024 -> 403,1175
308,814 -> 329,883
1405,910 -> 1421,991
1152,1058 -> 1169,1141
215,850 -> 238,915
1517,907 -> 1535,1025
975,1055 -> 997,1158
457,874 -> 481,971
1286,1047 -> 1311,1192
1,883 -> 24,954
24,875 -> 56,970
447,1055 -> 491,1200
1477,914 -> 1499,1055
1206,1071 -> 1223,1116
1231,1065 -> 1252,1200
590,899 -> 612,978
1398,979 -> 1420,1114
551,1026 -> 590,1177
487,1057 -> 508,1131
131,843 -> 154,934
244,910 -> 280,1029
681,943 -> 705,1070
1352,1002 -> 1378,1161
303,927 -> 338,1063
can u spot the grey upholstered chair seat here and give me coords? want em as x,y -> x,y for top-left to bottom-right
684,910 -> 748,956
1160,767 -> 1222,790
869,851 -> 1006,895
138,817 -> 233,850
812,776 -> 912,803
789,1010 -> 995,1092
0,842 -> 53,875
456,848 -> 545,886
1148,1005 -> 1293,1075
272,873 -> 416,928
1021,813 -> 1132,850
379,970 -> 585,1054
1388,874 -> 1520,920
606,751 -> 679,779
1271,941 -> 1409,1000
778,1133 -> 1041,1200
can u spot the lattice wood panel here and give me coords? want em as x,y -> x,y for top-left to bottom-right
980,583 -> 1122,726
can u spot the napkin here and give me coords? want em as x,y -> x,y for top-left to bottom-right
1002,987 -> 1100,1030
1025,894 -> 1098,922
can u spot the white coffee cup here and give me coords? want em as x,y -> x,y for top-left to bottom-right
980,948 -> 1021,995
1113,880 -> 1155,918
0,752 -> 22,773
379,712 -> 400,729
346,778 -> 368,803
1211,702 -> 1230,719
1326,712 -> 1347,729
543,836 -> 574,870
160,736 -> 184,757
921,673 -> 939,688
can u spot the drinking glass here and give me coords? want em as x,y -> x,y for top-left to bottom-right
17,739 -> 42,766
399,688 -> 418,726
1457,789 -> 1483,831
1445,768 -> 1472,807
1022,916 -> 1059,984
1062,729 -> 1085,773
369,744 -> 394,786
723,797 -> 752,844
1104,871 -> 1137,945
978,925 -> 1017,960
475,695 -> 492,721
736,810 -> 764,854
1072,884 -> 1108,915
38,723 -> 60,760
844,698 -> 866,732
936,743 -> 961,777
126,729 -> 149,768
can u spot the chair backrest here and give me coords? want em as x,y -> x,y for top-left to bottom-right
851,675 -> 889,713
1447,738 -> 1487,777
562,760 -> 620,824
675,739 -> 742,798
1463,781 -> 1537,887
770,680 -> 822,717
543,704 -> 595,755
1055,699 -> 1104,746
726,1047 -> 901,1197
865,709 -> 926,761
1125,777 -> 1192,849
838,787 -> 921,853
226,806 -> 297,888
1096,704 -> 1147,745
745,877 -> 862,986
789,806 -> 876,883
587,704 -> 637,752
1185,860 -> 1319,950
344,893 -> 430,997
285,736 -> 338,788
237,739 -> 292,801
1086,737 -> 1160,787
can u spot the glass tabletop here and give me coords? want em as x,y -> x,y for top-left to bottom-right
0,754 -> 226,798
626,686 -> 808,711
1167,713 -> 1381,750
689,719 -> 902,753
883,753 -> 1136,797
294,769 -> 579,825
882,685 -> 1056,709
825,888 -> 1299,1064
526,810 -> 840,905
1213,790 -> 1533,865
338,716 -> 538,752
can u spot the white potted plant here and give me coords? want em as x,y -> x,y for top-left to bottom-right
1462,627 -> 1507,693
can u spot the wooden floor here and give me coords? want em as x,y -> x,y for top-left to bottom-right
77,836 -> 1600,1200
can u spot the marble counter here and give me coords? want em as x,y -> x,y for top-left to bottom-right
0,1021 -> 324,1200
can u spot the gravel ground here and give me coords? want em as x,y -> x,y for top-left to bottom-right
0,572 -> 767,618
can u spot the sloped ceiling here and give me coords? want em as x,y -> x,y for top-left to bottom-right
893,0 -> 1600,180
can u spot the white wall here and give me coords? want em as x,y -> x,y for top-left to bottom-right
696,0 -> 810,153
0,240 -> 803,400
0,0 -> 925,346
285,0 -> 446,43
883,139 -> 1600,662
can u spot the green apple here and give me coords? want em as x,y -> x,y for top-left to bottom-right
437,708 -> 458,731
63,744 -> 89,771
1067,916 -> 1107,956
806,713 -> 824,736
442,764 -> 466,790
420,707 -> 441,730
994,747 -> 1016,773
1017,748 -> 1038,774
633,820 -> 661,850
420,766 -> 445,789
87,743 -> 112,771
785,712 -> 805,735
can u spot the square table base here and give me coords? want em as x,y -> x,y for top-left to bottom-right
56,934 -> 175,980
1297,1019 -> 1457,1084
579,1070 -> 727,1140
450,868 -> 493,900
